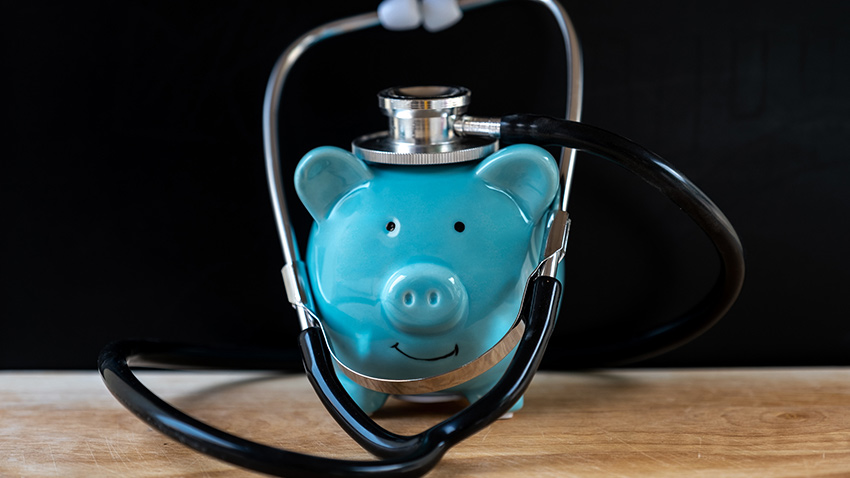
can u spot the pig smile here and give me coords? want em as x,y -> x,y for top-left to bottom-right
391,343 -> 459,361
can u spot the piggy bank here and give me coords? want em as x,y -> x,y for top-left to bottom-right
294,143 -> 559,414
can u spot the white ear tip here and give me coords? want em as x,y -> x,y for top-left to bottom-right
422,0 -> 462,32
379,0 -> 423,31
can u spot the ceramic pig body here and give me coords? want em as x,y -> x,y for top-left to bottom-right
294,144 -> 559,414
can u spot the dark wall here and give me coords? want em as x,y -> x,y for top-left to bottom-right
3,1 -> 848,368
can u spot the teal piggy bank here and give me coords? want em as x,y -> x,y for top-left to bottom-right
294,143 -> 559,414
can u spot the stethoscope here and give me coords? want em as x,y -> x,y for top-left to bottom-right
98,1 -> 746,476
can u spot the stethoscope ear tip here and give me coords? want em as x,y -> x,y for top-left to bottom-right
378,0 -> 463,32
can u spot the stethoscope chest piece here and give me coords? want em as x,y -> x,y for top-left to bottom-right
352,85 -> 498,165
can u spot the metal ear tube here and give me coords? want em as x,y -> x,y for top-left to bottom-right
267,0 -> 584,332
98,1 -> 744,476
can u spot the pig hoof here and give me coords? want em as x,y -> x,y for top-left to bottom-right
337,372 -> 389,414
507,396 -> 524,414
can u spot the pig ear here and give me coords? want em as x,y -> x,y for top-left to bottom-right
295,146 -> 373,222
474,144 -> 559,222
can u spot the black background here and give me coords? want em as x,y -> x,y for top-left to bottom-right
3,1 -> 848,369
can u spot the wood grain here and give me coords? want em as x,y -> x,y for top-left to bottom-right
2,369 -> 849,477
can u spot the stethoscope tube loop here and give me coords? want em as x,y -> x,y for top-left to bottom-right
98,112 -> 745,474
96,1 -> 746,476
499,114 -> 745,366
98,275 -> 562,477
98,341 -> 439,477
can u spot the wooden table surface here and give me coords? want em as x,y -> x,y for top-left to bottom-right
2,369 -> 849,477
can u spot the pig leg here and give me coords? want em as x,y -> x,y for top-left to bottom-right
335,370 -> 389,414
463,387 -> 524,417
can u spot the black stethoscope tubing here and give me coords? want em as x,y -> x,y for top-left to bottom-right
500,115 -> 745,366
99,275 -> 561,478
99,115 -> 744,477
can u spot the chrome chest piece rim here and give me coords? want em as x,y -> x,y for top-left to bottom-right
352,85 -> 498,165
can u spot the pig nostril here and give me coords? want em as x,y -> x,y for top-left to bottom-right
382,265 -> 468,333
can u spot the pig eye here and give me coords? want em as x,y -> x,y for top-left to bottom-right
386,220 -> 400,237
454,221 -> 465,233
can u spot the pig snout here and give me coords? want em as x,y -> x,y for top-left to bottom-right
381,264 -> 469,334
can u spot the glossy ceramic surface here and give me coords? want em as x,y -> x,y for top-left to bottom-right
294,144 -> 558,413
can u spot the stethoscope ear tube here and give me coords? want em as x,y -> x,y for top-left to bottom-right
98,275 -> 562,477
499,114 -> 746,366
